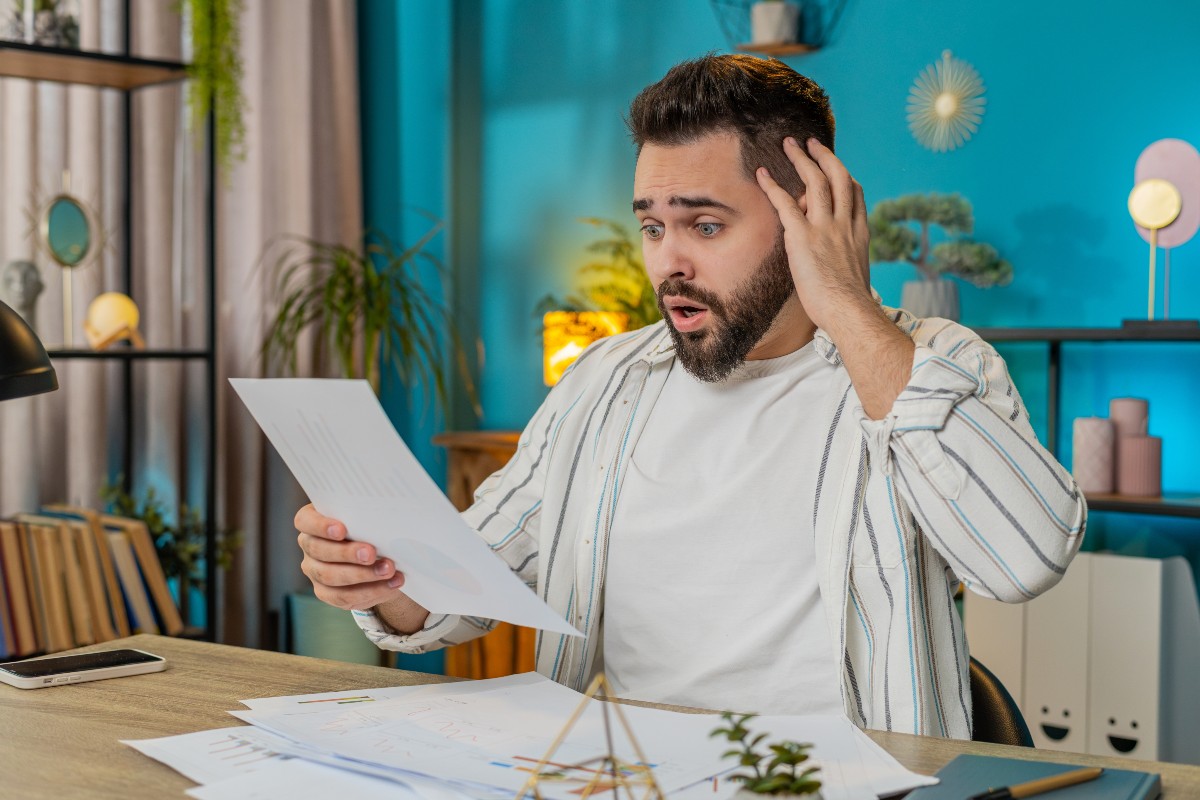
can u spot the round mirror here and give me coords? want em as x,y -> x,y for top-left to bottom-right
43,196 -> 93,267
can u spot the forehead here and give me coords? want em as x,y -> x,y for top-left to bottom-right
633,131 -> 752,204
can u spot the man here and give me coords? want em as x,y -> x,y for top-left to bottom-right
295,55 -> 1085,738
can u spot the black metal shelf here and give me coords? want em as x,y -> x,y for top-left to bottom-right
974,326 -> 1200,523
5,14 -> 218,644
46,348 -> 211,360
977,325 -> 1200,343
1086,494 -> 1200,519
0,41 -> 187,89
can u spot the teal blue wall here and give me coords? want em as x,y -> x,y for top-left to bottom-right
359,0 -> 453,673
361,2 -> 1200,568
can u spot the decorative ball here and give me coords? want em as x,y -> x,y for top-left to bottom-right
84,292 -> 141,350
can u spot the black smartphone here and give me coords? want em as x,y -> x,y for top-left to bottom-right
0,648 -> 166,689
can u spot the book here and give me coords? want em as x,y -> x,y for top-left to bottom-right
15,521 -> 47,653
906,754 -> 1161,800
106,529 -> 160,635
0,541 -> 12,657
18,514 -> 97,648
0,522 -> 35,656
40,505 -> 129,638
70,520 -> 118,643
102,514 -> 183,635
28,522 -> 74,653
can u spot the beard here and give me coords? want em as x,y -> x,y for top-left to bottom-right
657,234 -> 795,383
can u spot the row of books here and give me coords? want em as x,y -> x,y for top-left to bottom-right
0,505 -> 184,659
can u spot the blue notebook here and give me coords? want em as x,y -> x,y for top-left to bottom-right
905,754 -> 1161,800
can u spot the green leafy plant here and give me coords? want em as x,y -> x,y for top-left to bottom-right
100,481 -> 241,594
869,193 -> 1013,288
535,218 -> 661,330
710,713 -> 822,796
182,0 -> 248,177
261,221 -> 479,418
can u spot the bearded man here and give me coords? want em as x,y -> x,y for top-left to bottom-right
294,55 -> 1086,739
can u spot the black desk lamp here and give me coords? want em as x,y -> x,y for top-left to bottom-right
0,299 -> 58,400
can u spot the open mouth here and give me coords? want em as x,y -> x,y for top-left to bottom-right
1108,735 -> 1138,753
1041,724 -> 1070,741
663,296 -> 711,332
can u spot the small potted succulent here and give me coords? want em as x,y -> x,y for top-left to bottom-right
710,713 -> 823,798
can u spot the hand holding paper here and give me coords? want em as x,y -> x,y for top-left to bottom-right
231,378 -> 580,637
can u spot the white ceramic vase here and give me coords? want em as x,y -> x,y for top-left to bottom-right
750,1 -> 801,45
901,278 -> 960,321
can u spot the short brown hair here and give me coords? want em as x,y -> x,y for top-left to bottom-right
626,54 -> 835,196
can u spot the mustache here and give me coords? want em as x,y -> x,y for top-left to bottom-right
655,279 -> 727,317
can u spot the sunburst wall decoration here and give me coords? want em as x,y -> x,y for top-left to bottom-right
907,50 -> 986,152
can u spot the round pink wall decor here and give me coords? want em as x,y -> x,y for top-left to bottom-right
1134,138 -> 1200,249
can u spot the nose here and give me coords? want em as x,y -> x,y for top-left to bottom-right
645,235 -> 695,284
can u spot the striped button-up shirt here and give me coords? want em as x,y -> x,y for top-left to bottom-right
355,304 -> 1087,738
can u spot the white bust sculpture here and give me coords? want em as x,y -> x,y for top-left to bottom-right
2,260 -> 45,328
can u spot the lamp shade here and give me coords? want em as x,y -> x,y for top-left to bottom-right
0,299 -> 58,400
543,311 -> 630,386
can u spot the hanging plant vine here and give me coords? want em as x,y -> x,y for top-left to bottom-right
183,0 -> 248,178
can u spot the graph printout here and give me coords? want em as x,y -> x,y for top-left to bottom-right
230,378 -> 579,636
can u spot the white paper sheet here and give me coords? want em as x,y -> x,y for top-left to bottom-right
230,378 -> 579,636
123,726 -> 295,785
229,673 -> 933,800
185,758 -> 422,800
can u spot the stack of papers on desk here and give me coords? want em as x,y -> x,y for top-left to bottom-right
125,673 -> 936,800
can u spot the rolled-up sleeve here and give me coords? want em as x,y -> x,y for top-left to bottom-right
858,336 -> 1087,603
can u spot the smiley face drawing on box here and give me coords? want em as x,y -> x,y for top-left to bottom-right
1036,705 -> 1076,744
1103,716 -> 1144,754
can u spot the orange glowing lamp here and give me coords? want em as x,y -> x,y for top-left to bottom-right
542,311 -> 630,386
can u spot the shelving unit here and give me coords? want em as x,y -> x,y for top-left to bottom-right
0,30 -> 217,636
976,326 -> 1200,519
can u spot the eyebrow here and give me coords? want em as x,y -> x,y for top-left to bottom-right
631,195 -> 737,214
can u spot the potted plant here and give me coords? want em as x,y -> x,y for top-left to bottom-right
534,217 -> 661,330
711,712 -> 823,798
184,0 -> 248,178
869,192 -> 1012,321
100,482 -> 241,622
261,220 -> 478,417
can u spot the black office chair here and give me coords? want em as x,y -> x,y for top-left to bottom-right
969,656 -> 1034,747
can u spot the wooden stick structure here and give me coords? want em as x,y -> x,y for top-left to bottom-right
514,674 -> 666,800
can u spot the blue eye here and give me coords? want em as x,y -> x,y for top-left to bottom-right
696,222 -> 722,236
641,224 -> 664,240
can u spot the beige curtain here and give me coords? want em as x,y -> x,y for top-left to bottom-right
218,0 -> 363,647
0,0 -> 362,649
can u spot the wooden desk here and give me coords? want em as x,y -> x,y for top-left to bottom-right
4,635 -> 1200,798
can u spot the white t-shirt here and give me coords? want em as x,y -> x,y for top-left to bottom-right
602,342 -> 844,714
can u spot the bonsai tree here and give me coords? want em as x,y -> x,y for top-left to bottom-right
535,218 -> 661,330
869,193 -> 1013,288
710,713 -> 822,796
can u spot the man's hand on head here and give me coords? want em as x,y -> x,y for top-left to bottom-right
755,137 -> 873,333
757,137 -> 914,419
